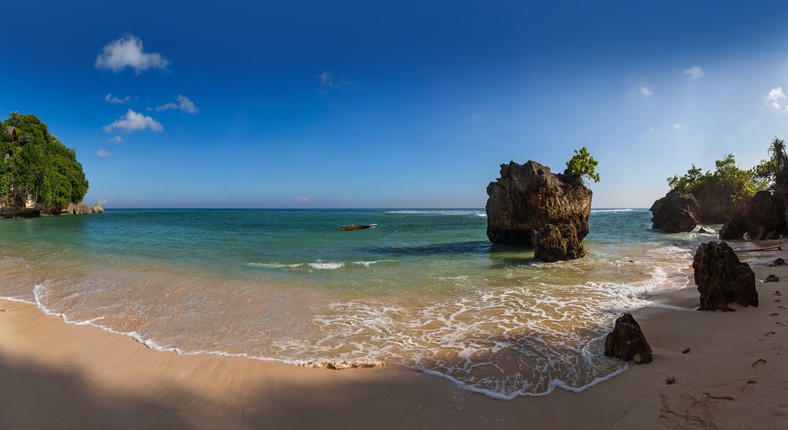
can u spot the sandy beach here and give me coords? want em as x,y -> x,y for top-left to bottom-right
1,245 -> 787,430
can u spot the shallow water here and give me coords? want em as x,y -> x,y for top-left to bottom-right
0,208 -> 704,398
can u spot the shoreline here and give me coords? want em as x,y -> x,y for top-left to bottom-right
2,248 -> 787,428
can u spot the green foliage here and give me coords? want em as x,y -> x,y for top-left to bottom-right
564,146 -> 600,184
0,112 -> 89,208
667,152 -> 770,203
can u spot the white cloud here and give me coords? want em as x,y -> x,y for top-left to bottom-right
317,71 -> 352,95
108,136 -> 125,143
105,93 -> 131,104
683,66 -> 704,79
95,35 -> 169,73
766,86 -> 786,110
640,87 -> 653,96
95,149 -> 111,157
103,109 -> 163,132
673,123 -> 685,129
151,95 -> 199,113
295,195 -> 311,203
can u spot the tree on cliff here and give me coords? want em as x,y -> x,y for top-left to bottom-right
563,146 -> 600,184
667,153 -> 766,202
0,112 -> 89,209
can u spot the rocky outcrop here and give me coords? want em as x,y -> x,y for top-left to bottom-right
746,191 -> 786,240
93,202 -> 104,213
62,202 -> 95,215
692,181 -> 750,223
486,160 -> 592,247
533,223 -> 584,262
692,241 -> 758,311
719,212 -> 748,240
649,191 -> 700,233
604,313 -> 653,364
0,207 -> 41,219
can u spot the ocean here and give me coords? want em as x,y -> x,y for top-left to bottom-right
0,208 -> 707,399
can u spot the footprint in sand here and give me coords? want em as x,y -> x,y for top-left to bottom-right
776,321 -> 786,327
779,306 -> 786,310
742,380 -> 758,395
752,358 -> 768,369
770,313 -> 780,317
764,331 -> 776,338
775,291 -> 783,296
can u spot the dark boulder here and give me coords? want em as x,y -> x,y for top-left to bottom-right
692,241 -> 758,311
719,212 -> 748,240
692,181 -> 750,223
746,191 -> 786,240
765,274 -> 780,283
650,191 -> 700,233
486,160 -> 592,246
604,313 -> 653,364
533,223 -> 585,262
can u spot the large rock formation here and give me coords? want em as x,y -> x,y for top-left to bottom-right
486,160 -> 592,247
692,241 -> 758,311
745,191 -> 786,240
719,212 -> 748,240
649,191 -> 700,233
692,181 -> 750,224
533,223 -> 585,262
604,313 -> 653,364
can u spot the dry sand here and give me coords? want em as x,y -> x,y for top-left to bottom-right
1,246 -> 787,429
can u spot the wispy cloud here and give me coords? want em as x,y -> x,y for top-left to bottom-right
95,35 -> 169,74
95,149 -> 111,157
640,87 -> 653,97
105,93 -> 131,104
673,123 -> 686,129
103,109 -> 163,132
766,86 -> 786,110
108,136 -> 125,143
295,195 -> 311,203
317,71 -> 353,95
150,95 -> 199,114
683,66 -> 704,79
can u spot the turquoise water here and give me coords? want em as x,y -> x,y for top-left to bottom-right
0,209 -> 705,398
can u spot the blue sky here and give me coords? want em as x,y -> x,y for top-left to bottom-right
4,1 -> 788,208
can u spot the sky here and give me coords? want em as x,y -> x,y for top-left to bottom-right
4,1 -> 788,208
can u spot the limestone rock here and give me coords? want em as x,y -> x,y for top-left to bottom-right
746,191 -> 786,240
720,212 -> 748,240
693,241 -> 758,311
692,181 -> 750,223
93,202 -> 104,213
485,160 -> 592,246
604,313 -> 653,364
533,223 -> 585,262
650,191 -> 701,233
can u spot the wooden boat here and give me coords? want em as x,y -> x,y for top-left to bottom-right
733,245 -> 782,253
342,224 -> 378,231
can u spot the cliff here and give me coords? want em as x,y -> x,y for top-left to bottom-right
0,112 -> 93,218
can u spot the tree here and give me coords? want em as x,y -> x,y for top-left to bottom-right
564,146 -> 600,184
0,112 -> 88,208
667,153 -> 769,203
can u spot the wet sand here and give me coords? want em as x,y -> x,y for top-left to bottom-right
1,247 -> 787,429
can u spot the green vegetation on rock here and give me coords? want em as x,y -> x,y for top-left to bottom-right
667,150 -> 775,203
0,112 -> 89,209
564,146 -> 600,184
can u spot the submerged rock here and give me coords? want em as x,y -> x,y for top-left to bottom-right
604,313 -> 653,364
650,191 -> 700,233
485,160 -> 592,247
693,241 -> 758,311
533,223 -> 584,262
